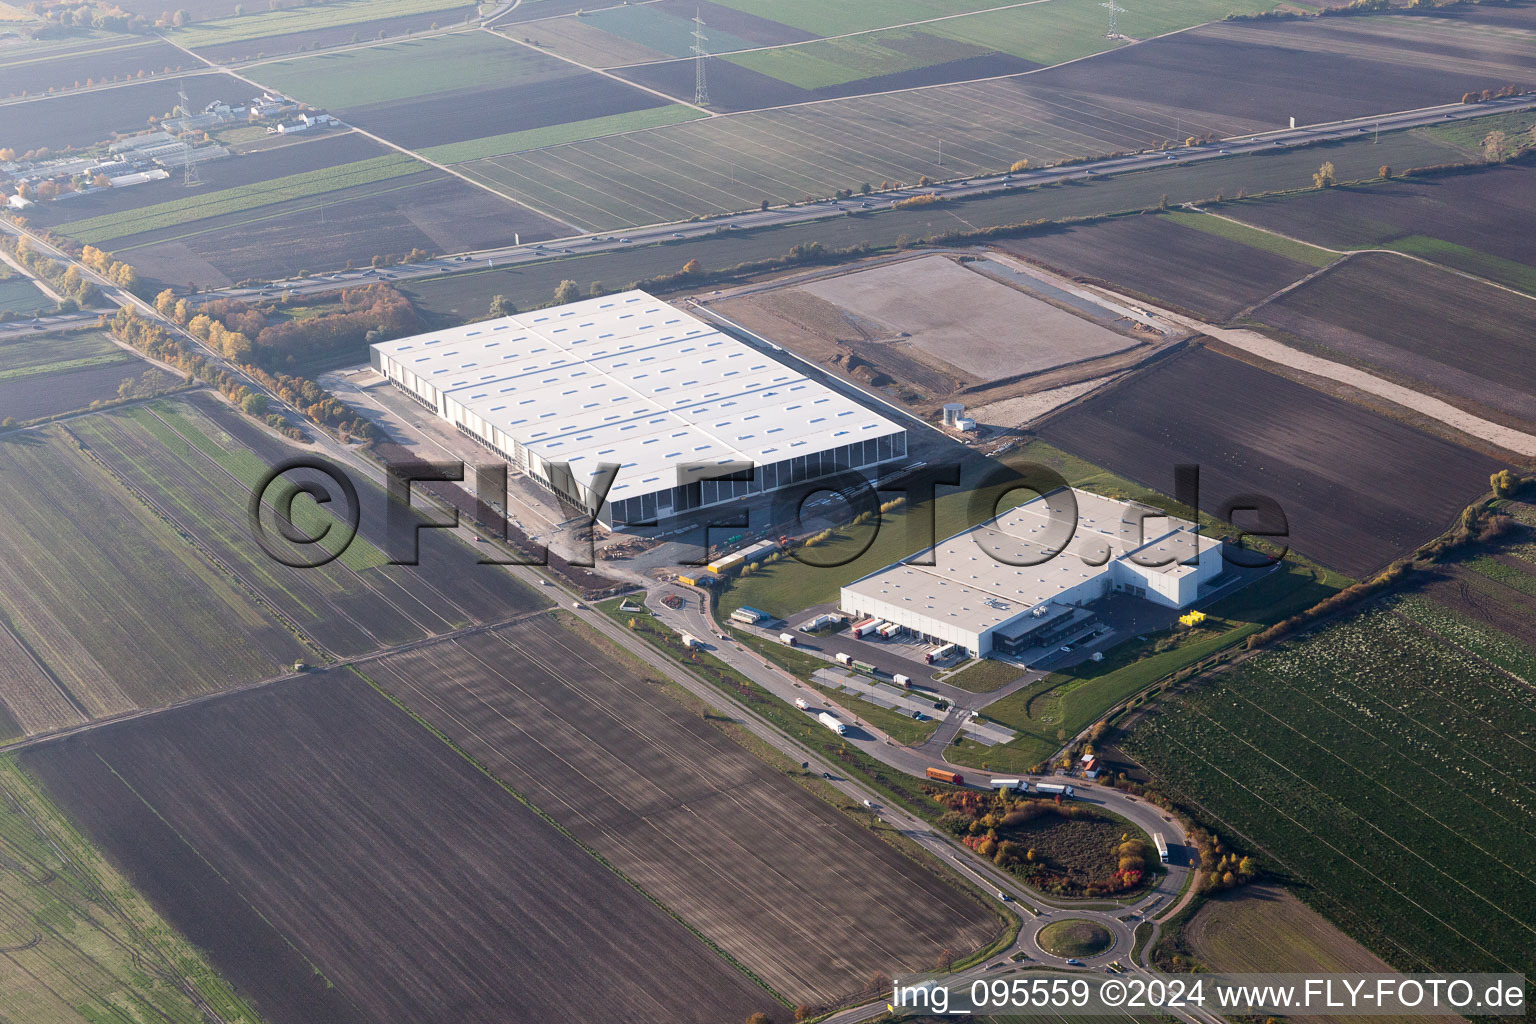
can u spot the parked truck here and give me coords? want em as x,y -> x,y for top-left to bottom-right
679,632 -> 700,649
779,632 -> 797,646
836,652 -> 853,666
990,778 -> 1025,792
1154,832 -> 1169,863
925,767 -> 964,786
925,642 -> 957,665
851,617 -> 880,638
876,622 -> 903,639
893,673 -> 912,688
851,660 -> 876,674
1035,782 -> 1076,798
818,711 -> 847,736
794,697 -> 809,710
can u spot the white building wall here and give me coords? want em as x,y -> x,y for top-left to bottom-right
837,587 -> 984,656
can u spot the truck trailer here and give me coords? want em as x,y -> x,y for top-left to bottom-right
851,617 -> 880,638
925,767 -> 964,786
779,632 -> 797,646
1035,782 -> 1075,798
1154,832 -> 1169,863
876,622 -> 903,639
818,711 -> 847,736
925,643 -> 957,665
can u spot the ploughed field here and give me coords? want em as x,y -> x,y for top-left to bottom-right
1249,252 -> 1536,428
66,393 -> 551,659
0,328 -> 174,423
1033,346 -> 1506,577
1003,213 -> 1325,322
21,673 -> 778,1024
1225,161 -> 1536,294
358,614 -> 1000,1008
0,36 -> 195,99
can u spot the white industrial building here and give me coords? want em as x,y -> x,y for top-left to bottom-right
840,489 -> 1224,660
370,290 -> 908,528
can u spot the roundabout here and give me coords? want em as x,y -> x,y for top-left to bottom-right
1035,918 -> 1115,959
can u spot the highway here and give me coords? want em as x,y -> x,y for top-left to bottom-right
191,93 -> 1536,304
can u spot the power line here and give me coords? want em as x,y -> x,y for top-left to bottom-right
1100,1 -> 1125,39
692,8 -> 709,107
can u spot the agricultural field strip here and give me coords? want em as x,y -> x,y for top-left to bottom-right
0,617 -> 82,736
111,175 -> 445,253
1138,619 -> 1536,969
75,404 -> 473,656
0,760 -> 262,1024
542,0 -> 1055,68
59,153 -> 422,244
374,627 -> 931,982
466,82 -> 1212,228
168,0 -> 468,49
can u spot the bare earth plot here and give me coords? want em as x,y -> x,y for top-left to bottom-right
67,393 -> 551,659
1224,161 -> 1536,294
1001,213 -> 1324,322
0,72 -> 250,152
1033,346 -> 1506,578
360,614 -> 1000,1009
0,36 -> 193,98
799,254 -> 1135,382
22,674 -> 778,1024
0,756 -> 265,1024
190,5 -> 481,62
0,328 -> 173,423
1249,252 -> 1536,428
0,425 -> 306,733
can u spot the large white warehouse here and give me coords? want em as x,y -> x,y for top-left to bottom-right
840,489 -> 1224,659
370,290 -> 908,528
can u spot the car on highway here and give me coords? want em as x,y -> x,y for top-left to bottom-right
672,232 -> 684,238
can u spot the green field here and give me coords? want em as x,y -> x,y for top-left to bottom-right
254,32 -> 565,109
709,0 -> 1032,37
0,272 -> 48,314
420,104 -> 706,164
1124,597 -> 1536,977
58,154 -> 423,244
169,0 -> 467,48
730,0 -> 1280,88
579,3 -> 755,58
949,561 -> 1345,774
0,757 -> 266,1024
1419,108 -> 1536,155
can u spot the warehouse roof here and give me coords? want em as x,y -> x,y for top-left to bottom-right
842,489 -> 1219,634
372,291 -> 905,500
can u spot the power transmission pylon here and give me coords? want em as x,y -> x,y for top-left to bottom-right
174,85 -> 201,187
692,9 -> 709,107
1100,1 -> 1125,39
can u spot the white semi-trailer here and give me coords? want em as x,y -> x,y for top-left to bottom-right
1035,782 -> 1075,798
818,712 -> 847,736
1154,832 -> 1169,863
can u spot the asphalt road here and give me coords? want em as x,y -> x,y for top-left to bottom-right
194,94 -> 1536,303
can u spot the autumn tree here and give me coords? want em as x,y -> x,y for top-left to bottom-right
488,293 -> 514,317
1311,161 -> 1336,188
1378,164 -> 1391,179
681,258 -> 702,275
552,279 -> 580,304
154,288 -> 177,317
1483,130 -> 1508,162
1491,468 -> 1519,498
1009,158 -> 1030,173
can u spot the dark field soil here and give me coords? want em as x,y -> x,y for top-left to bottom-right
0,38 -> 192,98
0,361 -> 168,422
22,673 -> 777,1024
112,170 -> 566,287
361,615 -> 1000,1008
30,132 -> 389,229
1034,346 -> 1505,577
1417,563 -> 1536,648
655,0 -> 817,45
1250,252 -> 1536,426
1227,161 -> 1536,290
192,5 -> 480,61
73,392 -> 552,657
1027,16 -> 1536,134
619,51 -> 1038,111
341,74 -> 666,149
1003,214 -> 1318,321
0,71 -> 250,152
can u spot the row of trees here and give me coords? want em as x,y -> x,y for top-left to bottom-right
0,234 -> 102,307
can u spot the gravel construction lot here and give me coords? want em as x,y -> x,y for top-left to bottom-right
1003,213 -> 1322,321
800,254 -> 1135,381
1034,346 -> 1506,577
0,72 -> 248,151
22,673 -> 778,1024
1250,252 -> 1536,427
70,394 -> 551,659
1226,161 -> 1536,293
360,614 -> 1000,1008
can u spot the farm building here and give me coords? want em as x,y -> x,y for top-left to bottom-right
370,290 -> 908,529
840,489 -> 1224,660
